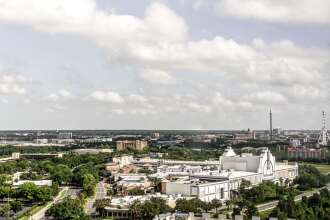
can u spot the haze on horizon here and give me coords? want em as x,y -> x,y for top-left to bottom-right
0,0 -> 329,130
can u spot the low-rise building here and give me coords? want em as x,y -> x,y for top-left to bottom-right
115,174 -> 151,190
72,148 -> 113,155
113,155 -> 134,167
164,178 -> 228,202
13,180 -> 53,187
287,147 -> 326,159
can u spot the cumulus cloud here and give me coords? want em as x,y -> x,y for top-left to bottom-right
140,68 -> 175,85
0,0 -> 329,129
47,89 -> 74,102
58,89 -> 74,98
212,92 -> 233,107
0,0 -> 188,43
0,0 -> 327,85
289,85 -> 327,100
128,94 -> 148,103
0,74 -> 28,95
216,0 -> 330,25
88,91 -> 124,104
243,91 -> 287,105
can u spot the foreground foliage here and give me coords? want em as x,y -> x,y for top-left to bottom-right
47,197 -> 91,220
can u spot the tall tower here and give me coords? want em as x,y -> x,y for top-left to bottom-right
269,109 -> 273,141
318,111 -> 330,146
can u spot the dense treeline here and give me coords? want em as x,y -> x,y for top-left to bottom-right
0,182 -> 58,202
0,182 -> 58,217
149,146 -> 223,161
0,153 -> 111,197
0,145 -> 70,156
239,180 -> 299,204
270,188 -> 330,220
294,165 -> 330,191
175,198 -> 222,213
129,197 -> 172,220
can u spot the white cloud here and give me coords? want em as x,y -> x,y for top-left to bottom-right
58,89 -> 73,98
289,85 -> 326,100
47,93 -> 59,102
0,0 -> 327,88
47,89 -> 74,102
186,102 -> 211,113
0,75 -> 27,95
212,92 -> 233,107
0,0 -> 329,129
140,68 -> 175,85
216,0 -> 330,25
243,91 -> 287,105
128,94 -> 147,103
88,91 -> 124,103
0,0 -> 188,43
246,59 -> 320,86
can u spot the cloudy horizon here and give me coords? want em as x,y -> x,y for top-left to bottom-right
0,0 -> 329,130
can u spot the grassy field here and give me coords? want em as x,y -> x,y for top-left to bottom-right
302,163 -> 330,174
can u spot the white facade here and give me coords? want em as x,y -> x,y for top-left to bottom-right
13,180 -> 53,187
165,178 -> 229,202
164,147 -> 298,201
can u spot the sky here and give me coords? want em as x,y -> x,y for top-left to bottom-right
0,0 -> 329,130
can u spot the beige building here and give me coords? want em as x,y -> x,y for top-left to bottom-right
116,140 -> 148,151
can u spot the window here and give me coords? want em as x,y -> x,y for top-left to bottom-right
220,188 -> 224,199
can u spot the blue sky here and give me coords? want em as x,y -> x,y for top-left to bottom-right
0,0 -> 329,130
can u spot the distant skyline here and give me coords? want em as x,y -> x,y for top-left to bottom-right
0,0 -> 329,130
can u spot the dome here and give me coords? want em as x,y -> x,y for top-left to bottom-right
223,146 -> 236,157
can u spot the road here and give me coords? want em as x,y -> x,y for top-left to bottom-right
66,187 -> 81,199
84,181 -> 108,214
28,187 -> 68,220
257,184 -> 330,212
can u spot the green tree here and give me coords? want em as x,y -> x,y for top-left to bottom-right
130,200 -> 143,219
244,202 -> 258,219
82,173 -> 97,196
16,182 -> 38,202
51,164 -> 72,185
129,197 -> 171,220
10,200 -> 22,213
210,198 -> 222,213
47,197 -> 91,220
0,204 -> 11,217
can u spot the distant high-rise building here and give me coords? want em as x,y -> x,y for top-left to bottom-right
318,111 -> 330,146
269,109 -> 273,141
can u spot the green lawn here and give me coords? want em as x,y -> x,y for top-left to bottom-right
302,163 -> 330,174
